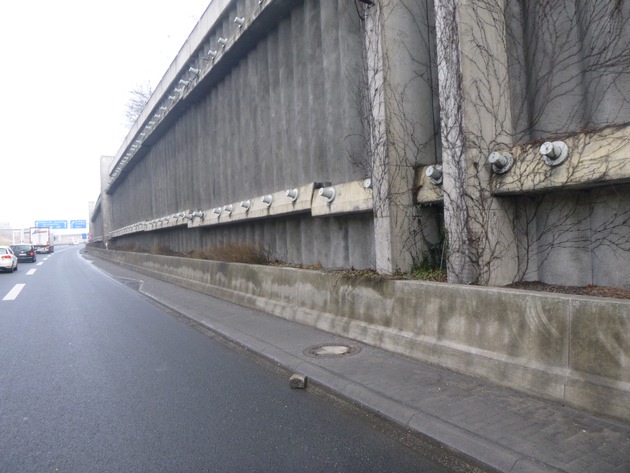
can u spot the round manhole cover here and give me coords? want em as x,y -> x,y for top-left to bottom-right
304,343 -> 361,358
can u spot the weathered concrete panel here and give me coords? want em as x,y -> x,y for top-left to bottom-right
507,0 -> 630,142
109,212 -> 375,270
570,299 -> 630,383
567,298 -> 630,422
107,0 -> 371,268
417,151 -> 630,287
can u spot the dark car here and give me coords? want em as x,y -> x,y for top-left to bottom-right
10,244 -> 37,263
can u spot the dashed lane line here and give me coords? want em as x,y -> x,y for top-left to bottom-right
2,284 -> 25,301
27,269 -> 37,275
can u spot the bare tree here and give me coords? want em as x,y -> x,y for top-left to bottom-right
124,82 -> 153,129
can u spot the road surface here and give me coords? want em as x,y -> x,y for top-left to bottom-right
0,246 -> 456,472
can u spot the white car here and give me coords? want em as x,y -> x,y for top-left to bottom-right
0,246 -> 18,272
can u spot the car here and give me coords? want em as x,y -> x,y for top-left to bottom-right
10,244 -> 37,263
0,246 -> 18,272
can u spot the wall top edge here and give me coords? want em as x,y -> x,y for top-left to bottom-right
109,0 -> 235,176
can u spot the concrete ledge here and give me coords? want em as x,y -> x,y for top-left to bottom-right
415,125 -> 630,204
108,179 -> 373,238
87,247 -> 630,423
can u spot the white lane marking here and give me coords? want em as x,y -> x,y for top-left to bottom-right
37,262 -> 43,266
2,284 -> 25,301
27,269 -> 37,275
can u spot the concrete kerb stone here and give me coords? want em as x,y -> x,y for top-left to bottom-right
133,278 -> 519,472
86,247 -> 630,424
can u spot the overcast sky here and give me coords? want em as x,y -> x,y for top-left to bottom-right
0,0 -> 211,228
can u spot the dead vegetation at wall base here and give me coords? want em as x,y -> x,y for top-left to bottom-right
89,242 -> 630,299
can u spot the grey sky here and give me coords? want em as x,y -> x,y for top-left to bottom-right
0,0 -> 210,228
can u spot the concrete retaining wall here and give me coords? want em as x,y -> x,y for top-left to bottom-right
103,0 -> 374,270
88,247 -> 630,423
92,0 -> 630,287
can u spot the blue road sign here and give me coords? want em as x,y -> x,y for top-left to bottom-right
71,220 -> 87,229
35,220 -> 67,229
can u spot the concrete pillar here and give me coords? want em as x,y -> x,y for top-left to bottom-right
99,155 -> 115,245
434,0 -> 518,285
365,1 -> 437,274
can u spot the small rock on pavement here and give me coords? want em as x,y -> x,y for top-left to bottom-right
289,374 -> 307,389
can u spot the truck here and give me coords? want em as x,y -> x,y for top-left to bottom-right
30,227 -> 55,254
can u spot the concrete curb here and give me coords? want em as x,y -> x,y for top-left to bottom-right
85,249 -> 630,473
86,247 -> 630,425
141,277 -> 548,473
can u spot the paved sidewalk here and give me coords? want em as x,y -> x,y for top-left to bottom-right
86,253 -> 630,473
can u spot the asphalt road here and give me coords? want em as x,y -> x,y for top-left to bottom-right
0,246 -> 452,472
